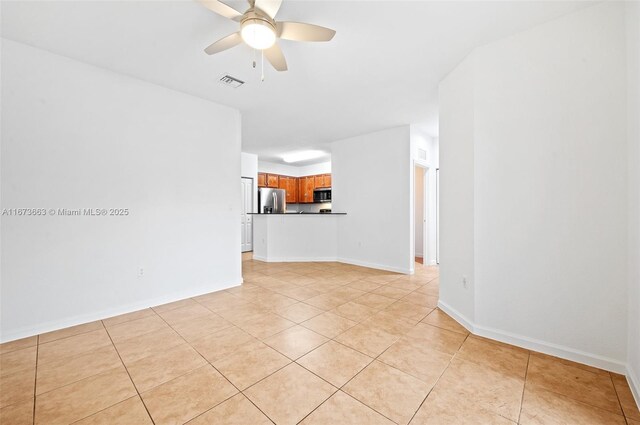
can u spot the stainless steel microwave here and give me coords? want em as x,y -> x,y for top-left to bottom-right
313,188 -> 332,203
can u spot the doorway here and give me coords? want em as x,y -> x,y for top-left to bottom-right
414,165 -> 427,265
436,168 -> 440,264
241,177 -> 253,252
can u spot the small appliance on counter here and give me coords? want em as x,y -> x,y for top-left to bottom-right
259,188 -> 286,213
313,188 -> 332,203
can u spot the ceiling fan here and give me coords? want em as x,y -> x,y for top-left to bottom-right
200,0 -> 336,72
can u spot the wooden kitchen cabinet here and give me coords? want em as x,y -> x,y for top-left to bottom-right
258,172 -> 280,188
278,177 -> 287,191
258,173 -> 266,187
298,176 -> 315,203
313,174 -> 332,189
267,174 -> 279,188
287,178 -> 298,203
259,172 -> 330,202
278,176 -> 298,203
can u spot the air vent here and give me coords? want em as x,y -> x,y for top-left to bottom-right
418,148 -> 427,160
219,75 -> 245,88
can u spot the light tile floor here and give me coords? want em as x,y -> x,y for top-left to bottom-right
1,258 -> 639,424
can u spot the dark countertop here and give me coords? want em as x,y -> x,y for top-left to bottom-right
249,212 -> 346,215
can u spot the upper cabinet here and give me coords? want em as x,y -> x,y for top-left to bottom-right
266,174 -> 279,188
258,172 -> 331,203
299,176 -> 314,203
258,172 -> 279,188
314,174 -> 331,189
286,178 -> 298,203
278,176 -> 298,203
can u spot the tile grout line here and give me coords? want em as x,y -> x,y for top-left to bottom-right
153,306 -> 250,421
201,269 -> 421,424
293,309 -> 443,424
517,352 -> 532,424
520,358 -> 629,419
35,321 -> 149,424
36,323 -> 104,347
405,332 -> 472,425
9,261 -> 435,425
610,371 -> 631,425
101,320 -> 157,425
154,303 -> 279,425
525,381 -> 630,421
32,334 -> 39,425
293,355 -> 393,424
183,323 -> 281,424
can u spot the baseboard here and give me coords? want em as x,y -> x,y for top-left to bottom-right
436,300 -> 475,332
627,364 -> 640,413
252,255 -> 338,263
251,251 -> 414,274
338,257 -> 412,274
252,255 -> 412,275
0,278 -> 243,344
437,300 -> 627,374
474,324 -> 627,374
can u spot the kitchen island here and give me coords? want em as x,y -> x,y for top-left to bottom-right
250,213 -> 346,262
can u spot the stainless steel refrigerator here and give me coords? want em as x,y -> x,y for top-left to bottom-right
258,188 -> 286,213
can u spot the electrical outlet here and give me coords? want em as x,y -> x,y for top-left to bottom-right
138,267 -> 144,278
462,275 -> 469,289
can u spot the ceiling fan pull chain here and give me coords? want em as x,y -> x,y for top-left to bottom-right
253,48 -> 257,69
261,49 -> 265,82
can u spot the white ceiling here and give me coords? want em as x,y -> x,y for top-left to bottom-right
1,0 -> 592,163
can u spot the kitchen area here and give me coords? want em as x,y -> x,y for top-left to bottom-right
241,155 -> 346,263
257,171 -> 333,214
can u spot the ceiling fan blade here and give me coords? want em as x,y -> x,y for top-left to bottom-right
199,0 -> 242,20
254,0 -> 282,19
276,22 -> 336,42
264,43 -> 288,71
204,32 -> 242,55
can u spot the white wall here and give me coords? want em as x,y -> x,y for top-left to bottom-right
438,55 -> 476,322
257,160 -> 331,177
626,0 -> 640,403
439,2 -> 629,372
241,152 -> 258,213
0,40 -> 242,342
332,126 -> 412,274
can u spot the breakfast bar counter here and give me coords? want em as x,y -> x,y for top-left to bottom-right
251,213 -> 346,262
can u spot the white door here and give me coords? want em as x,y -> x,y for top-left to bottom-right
241,178 -> 253,252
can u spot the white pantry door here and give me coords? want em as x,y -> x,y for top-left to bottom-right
241,178 -> 253,252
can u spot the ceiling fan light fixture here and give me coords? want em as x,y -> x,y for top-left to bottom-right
241,18 -> 276,50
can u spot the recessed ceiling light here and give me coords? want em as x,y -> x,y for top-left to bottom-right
282,150 -> 325,163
